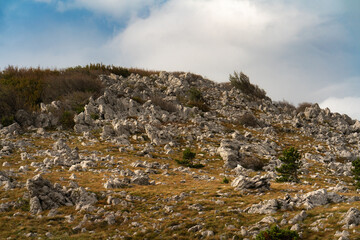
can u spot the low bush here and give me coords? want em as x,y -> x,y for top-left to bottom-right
222,177 -> 230,184
59,111 -> 75,129
175,159 -> 204,168
183,148 -> 196,161
296,102 -> 312,114
276,100 -> 296,114
62,91 -> 94,113
41,71 -> 103,104
241,156 -> 265,171
229,71 -> 267,99
0,85 -> 20,124
256,225 -> 299,240
0,64 -> 160,127
188,88 -> 203,102
175,148 -> 204,168
1,115 -> 14,127
238,112 -> 259,127
128,68 -> 159,77
91,113 -> 100,120
186,88 -> 210,112
352,158 -> 360,189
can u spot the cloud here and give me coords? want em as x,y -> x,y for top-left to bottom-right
320,97 -> 360,120
7,0 -> 360,108
103,0 -> 353,102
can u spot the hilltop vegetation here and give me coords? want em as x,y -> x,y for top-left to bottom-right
1,66 -> 360,239
0,64 -> 159,127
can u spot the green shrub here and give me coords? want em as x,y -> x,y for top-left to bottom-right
276,147 -> 302,183
229,71 -> 267,99
222,177 -> 230,184
91,113 -> 100,120
60,111 -> 75,129
256,225 -> 299,240
188,88 -> 203,102
352,158 -> 360,189
183,148 -> 196,161
175,148 -> 204,168
175,159 -> 204,168
1,115 -> 14,127
61,91 -> 94,114
186,88 -> 209,112
0,64 -> 159,120
0,66 -> 45,107
238,112 -> 259,127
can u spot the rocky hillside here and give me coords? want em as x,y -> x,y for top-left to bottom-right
1,71 -> 360,239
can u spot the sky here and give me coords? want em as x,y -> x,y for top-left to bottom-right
1,0 -> 360,119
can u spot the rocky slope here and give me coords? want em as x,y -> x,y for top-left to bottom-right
1,71 -> 360,239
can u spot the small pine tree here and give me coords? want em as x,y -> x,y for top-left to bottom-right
256,225 -> 299,240
183,148 -> 196,161
352,158 -> 360,189
222,177 -> 229,184
276,147 -> 302,183
175,148 -> 204,168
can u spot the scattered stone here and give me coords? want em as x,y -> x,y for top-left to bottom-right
104,178 -> 130,189
26,174 -> 97,214
289,211 -> 307,224
340,208 -> 360,227
217,139 -> 242,169
231,175 -> 270,191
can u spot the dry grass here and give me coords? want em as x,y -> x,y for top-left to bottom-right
0,64 -> 162,127
0,115 -> 359,239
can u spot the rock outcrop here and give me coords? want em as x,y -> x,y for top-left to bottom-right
26,174 -> 97,214
231,175 -> 270,191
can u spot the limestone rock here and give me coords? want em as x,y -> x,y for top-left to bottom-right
104,178 -> 130,189
304,104 -> 321,119
131,175 -> 151,186
15,109 -> 33,127
0,123 -> 22,135
26,174 -> 97,214
217,139 -> 242,169
26,174 -> 73,213
340,208 -> 360,226
289,210 -> 307,224
301,189 -> 345,209
231,175 -> 270,191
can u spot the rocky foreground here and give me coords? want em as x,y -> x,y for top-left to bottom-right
1,71 -> 360,239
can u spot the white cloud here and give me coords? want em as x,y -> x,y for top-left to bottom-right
320,97 -> 360,121
103,0 -> 350,103
24,0 -> 359,107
